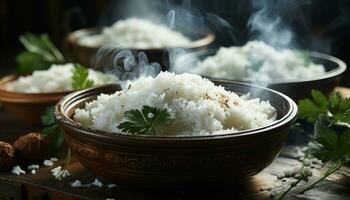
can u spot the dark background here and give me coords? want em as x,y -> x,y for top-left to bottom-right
0,0 -> 349,85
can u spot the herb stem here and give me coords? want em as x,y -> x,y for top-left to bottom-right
64,148 -> 71,168
278,178 -> 302,200
278,154 -> 308,200
300,160 -> 343,193
278,150 -> 309,200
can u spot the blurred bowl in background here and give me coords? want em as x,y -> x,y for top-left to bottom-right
175,50 -> 346,101
0,75 -> 71,124
65,27 -> 215,70
55,83 -> 297,187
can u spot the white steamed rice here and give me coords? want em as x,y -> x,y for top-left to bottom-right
6,63 -> 117,93
79,18 -> 191,49
193,41 -> 325,81
74,72 -> 277,136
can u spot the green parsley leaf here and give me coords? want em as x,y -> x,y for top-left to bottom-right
16,51 -> 52,73
309,116 -> 340,162
41,106 -> 56,126
299,90 -> 350,162
19,33 -> 64,62
71,64 -> 94,90
41,106 -> 65,154
280,90 -> 350,197
16,33 -> 64,73
118,105 -> 173,135
329,92 -> 350,124
309,115 -> 350,163
298,90 -> 329,122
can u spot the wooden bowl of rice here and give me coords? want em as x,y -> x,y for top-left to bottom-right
176,50 -> 346,102
0,75 -> 70,124
55,82 -> 298,187
65,27 -> 215,70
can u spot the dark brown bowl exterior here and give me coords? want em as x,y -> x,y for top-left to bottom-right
0,75 -> 71,124
55,83 -> 298,187
65,27 -> 215,69
176,51 -> 346,102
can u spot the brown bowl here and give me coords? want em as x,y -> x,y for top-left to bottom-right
175,50 -> 347,101
0,75 -> 71,124
65,27 -> 215,69
55,82 -> 298,187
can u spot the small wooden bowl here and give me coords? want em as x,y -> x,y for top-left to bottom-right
0,75 -> 71,124
65,27 -> 215,70
176,51 -> 347,101
55,83 -> 298,187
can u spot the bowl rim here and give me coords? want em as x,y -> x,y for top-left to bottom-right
66,27 -> 216,51
55,82 -> 298,141
175,50 -> 347,84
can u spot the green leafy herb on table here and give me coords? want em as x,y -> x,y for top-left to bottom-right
41,106 -> 65,154
71,64 -> 94,90
279,90 -> 350,199
118,105 -> 173,135
299,90 -> 350,124
42,106 -> 72,180
300,117 -> 350,193
16,33 -> 65,73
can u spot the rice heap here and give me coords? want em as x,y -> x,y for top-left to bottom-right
193,41 -> 325,81
74,72 -> 277,136
6,63 -> 117,93
79,18 -> 191,49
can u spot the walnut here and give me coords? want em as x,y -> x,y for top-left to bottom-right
0,141 -> 15,171
13,133 -> 48,164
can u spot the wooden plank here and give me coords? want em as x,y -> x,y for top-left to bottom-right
0,149 -> 349,200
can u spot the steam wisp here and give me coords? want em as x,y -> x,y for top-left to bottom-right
93,47 -> 161,81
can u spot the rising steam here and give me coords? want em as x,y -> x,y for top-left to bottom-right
248,0 -> 295,48
93,47 -> 161,81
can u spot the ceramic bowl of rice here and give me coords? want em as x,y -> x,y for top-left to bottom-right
174,41 -> 347,101
0,63 -> 117,124
55,72 -> 297,187
66,18 -> 215,69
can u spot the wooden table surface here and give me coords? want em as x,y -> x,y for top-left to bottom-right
0,88 -> 350,200
0,149 -> 349,200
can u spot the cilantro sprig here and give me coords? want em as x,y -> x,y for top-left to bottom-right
118,105 -> 173,135
71,64 -> 94,90
16,33 -> 65,73
279,90 -> 350,199
300,114 -> 350,193
299,90 -> 350,124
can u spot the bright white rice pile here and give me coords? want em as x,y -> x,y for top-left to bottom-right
6,63 -> 117,93
193,41 -> 325,81
74,72 -> 277,136
79,18 -> 191,49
